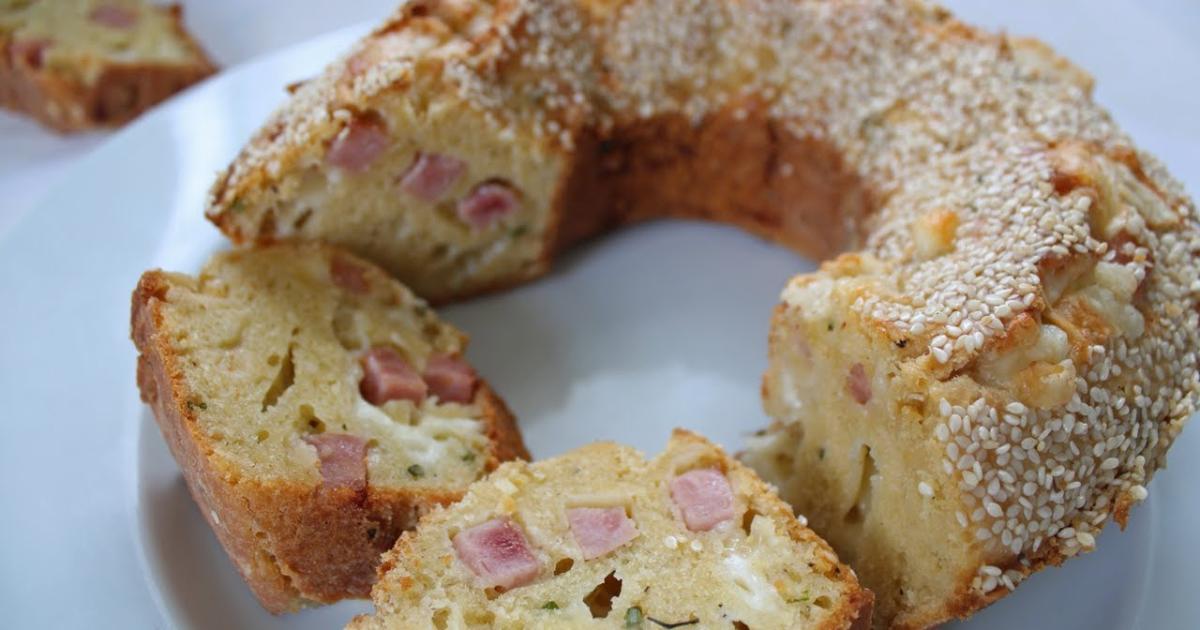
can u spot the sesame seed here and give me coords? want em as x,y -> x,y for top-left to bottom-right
918,481 -> 934,498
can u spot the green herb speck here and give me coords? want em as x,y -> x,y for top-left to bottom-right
509,225 -> 530,239
788,590 -> 812,605
186,400 -> 208,411
541,601 -> 559,610
624,606 -> 643,627
407,464 -> 425,479
461,451 -> 476,463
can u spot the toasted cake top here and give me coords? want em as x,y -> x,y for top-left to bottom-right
209,0 -> 1195,371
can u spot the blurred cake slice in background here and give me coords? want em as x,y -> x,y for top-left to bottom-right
1,0 -> 215,132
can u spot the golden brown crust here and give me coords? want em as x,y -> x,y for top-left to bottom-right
131,263 -> 527,613
0,4 -> 215,132
474,382 -> 532,464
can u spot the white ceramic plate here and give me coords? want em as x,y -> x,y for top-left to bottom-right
2,3 -> 1199,628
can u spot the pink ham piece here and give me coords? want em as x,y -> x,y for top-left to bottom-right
330,255 -> 369,294
399,153 -> 467,202
90,4 -> 138,28
456,182 -> 521,229
422,354 -> 478,404
327,115 -> 389,173
452,518 -> 541,589
304,433 -> 368,492
670,468 -> 736,532
567,507 -> 638,559
360,346 -> 427,405
847,363 -> 871,405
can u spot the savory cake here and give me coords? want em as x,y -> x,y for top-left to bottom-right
0,0 -> 215,132
130,243 -> 528,612
349,429 -> 872,629
203,0 -> 1199,626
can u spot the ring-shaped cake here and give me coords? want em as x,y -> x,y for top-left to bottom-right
203,1 -> 1200,627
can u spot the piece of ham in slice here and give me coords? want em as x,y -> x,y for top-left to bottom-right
669,468 -> 736,532
456,182 -> 521,229
399,153 -> 466,202
567,507 -> 638,559
90,4 -> 138,28
304,433 -> 368,492
327,115 -> 389,173
453,518 -> 541,589
360,346 -> 427,405
847,363 -> 871,405
422,354 -> 478,404
330,255 -> 369,294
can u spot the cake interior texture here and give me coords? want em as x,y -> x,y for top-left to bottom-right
152,246 -> 494,487
132,244 -> 527,611
351,430 -> 871,629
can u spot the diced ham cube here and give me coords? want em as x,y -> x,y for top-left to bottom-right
360,346 -> 427,405
327,115 -> 389,173
304,433 -> 368,492
456,182 -> 521,229
330,255 -> 369,294
567,507 -> 638,559
399,153 -> 467,202
453,518 -> 541,589
90,4 -> 138,28
847,363 -> 871,405
422,354 -> 478,404
670,468 -> 736,532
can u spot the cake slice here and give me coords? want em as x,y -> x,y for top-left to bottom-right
350,430 -> 872,629
130,243 -> 528,613
1,0 -> 215,132
205,0 -> 596,303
